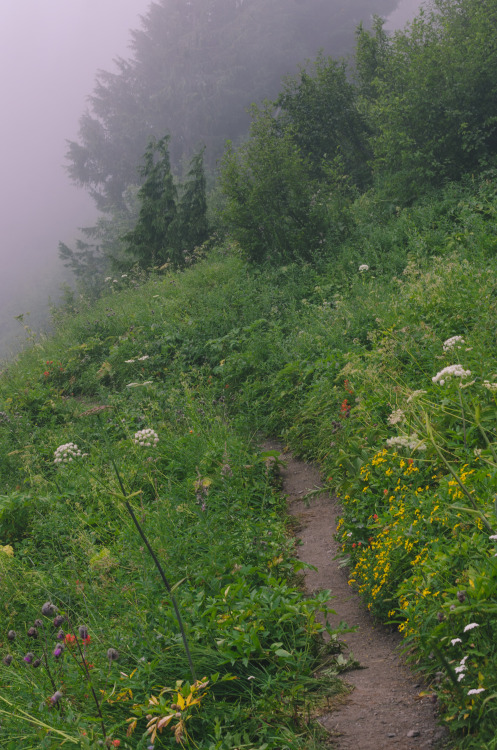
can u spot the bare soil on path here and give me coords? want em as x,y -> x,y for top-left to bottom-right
268,442 -> 449,750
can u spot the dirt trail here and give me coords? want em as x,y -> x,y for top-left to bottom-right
269,443 -> 448,750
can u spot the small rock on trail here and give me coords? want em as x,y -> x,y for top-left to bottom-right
268,442 -> 448,750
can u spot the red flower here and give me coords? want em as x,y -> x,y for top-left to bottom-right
82,636 -> 91,646
65,634 -> 76,645
44,371 -> 50,377
352,543 -> 356,548
373,514 -> 378,520
112,741 -> 120,747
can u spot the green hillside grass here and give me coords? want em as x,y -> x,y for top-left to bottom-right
2,174 -> 497,747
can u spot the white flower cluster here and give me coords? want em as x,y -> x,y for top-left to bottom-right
483,380 -> 497,391
54,442 -> 86,464
432,364 -> 471,385
358,264 -> 369,272
133,429 -> 159,447
443,335 -> 465,352
385,434 -> 426,451
388,408 -> 405,425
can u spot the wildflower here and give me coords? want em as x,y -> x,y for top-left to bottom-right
3,655 -> 13,666
65,633 -> 76,645
457,590 -> 467,603
50,691 -> 63,705
137,355 -> 150,361
53,442 -> 83,464
78,626 -> 89,640
107,647 -> 119,663
388,408 -> 405,425
53,644 -> 64,658
464,622 -> 479,632
27,627 -> 38,639
386,434 -> 426,451
121,274 -> 128,278
125,359 -> 135,363
467,688 -> 485,695
105,277 -> 112,282
56,629 -> 65,640
432,364 -> 471,385
359,264 -> 369,272
443,335 -> 465,351
53,615 -> 65,627
41,602 -> 57,617
247,675 -> 256,680
489,535 -> 497,541
483,380 -> 497,391
1,545 -> 14,556
7,630 -> 16,641
111,741 -> 121,747
451,638 -> 462,645
407,390 -> 426,402
133,428 -> 159,447
33,658 -> 41,668
23,652 -> 35,664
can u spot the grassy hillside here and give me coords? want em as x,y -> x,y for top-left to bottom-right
2,174 -> 497,747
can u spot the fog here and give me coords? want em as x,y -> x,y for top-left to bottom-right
0,0 -> 150,358
0,0 -> 423,361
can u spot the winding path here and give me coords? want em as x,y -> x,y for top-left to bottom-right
271,443 -> 449,750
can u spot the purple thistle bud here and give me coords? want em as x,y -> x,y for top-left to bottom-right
50,690 -> 63,705
436,612 -> 445,622
34,619 -> 43,629
53,615 -> 65,628
33,658 -> 42,668
457,590 -> 467,603
3,655 -> 13,666
23,652 -> 34,664
107,647 -> 119,663
53,645 -> 64,659
7,630 -> 16,641
56,629 -> 65,640
78,625 -> 88,640
41,602 -> 57,617
27,627 -> 38,638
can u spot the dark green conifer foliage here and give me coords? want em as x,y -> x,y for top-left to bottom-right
123,135 -> 179,269
177,148 -> 209,260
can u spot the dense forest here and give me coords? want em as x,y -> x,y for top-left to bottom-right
3,0 -> 497,747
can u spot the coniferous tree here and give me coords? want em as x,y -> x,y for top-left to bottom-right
177,148 -> 209,261
123,135 -> 179,269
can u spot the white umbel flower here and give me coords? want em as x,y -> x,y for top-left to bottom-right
432,364 -> 471,385
443,335 -> 465,351
358,264 -> 369,272
133,428 -> 159,447
54,442 -> 84,464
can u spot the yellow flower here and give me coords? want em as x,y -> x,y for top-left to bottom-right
1,545 -> 14,557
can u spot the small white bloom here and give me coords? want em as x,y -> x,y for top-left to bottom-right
358,264 -> 369,272
112,279 -> 118,283
467,688 -> 485,695
483,380 -> 497,391
432,365 -> 472,385
133,428 -> 159,447
121,274 -> 128,278
388,409 -> 405,425
105,277 -> 112,282
386,434 -> 426,451
125,359 -> 135,363
443,335 -> 465,352
474,448 -> 482,457
457,673 -> 465,682
247,675 -> 256,680
53,442 -> 83,464
455,665 -> 466,674
450,638 -> 462,645
463,623 -> 479,632
138,355 -> 150,361
489,535 -> 497,541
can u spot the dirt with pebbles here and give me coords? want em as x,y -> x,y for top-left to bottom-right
268,442 -> 450,750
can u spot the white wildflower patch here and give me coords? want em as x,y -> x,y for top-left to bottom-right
358,264 -> 369,272
467,688 -> 485,695
133,428 -> 159,447
489,535 -> 497,541
54,442 -> 86,464
443,335 -> 465,352
125,359 -> 135,363
483,380 -> 497,391
126,381 -> 153,388
432,364 -> 471,385
137,355 -> 150,361
463,622 -> 479,632
388,409 -> 405,425
451,638 -> 462,646
386,434 -> 426,451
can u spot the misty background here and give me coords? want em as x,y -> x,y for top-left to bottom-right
0,0 -> 422,361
